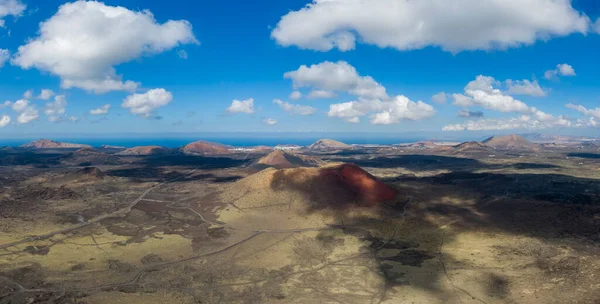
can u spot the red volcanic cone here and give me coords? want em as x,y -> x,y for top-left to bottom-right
320,164 -> 397,206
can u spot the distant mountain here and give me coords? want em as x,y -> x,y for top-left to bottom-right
116,146 -> 171,156
520,133 -> 593,143
482,135 -> 539,151
453,141 -> 495,154
308,139 -> 351,150
99,144 -> 126,149
251,150 -> 321,170
181,140 -> 231,155
20,139 -> 92,149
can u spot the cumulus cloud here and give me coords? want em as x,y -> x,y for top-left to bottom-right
272,0 -> 591,53
452,76 -> 530,113
44,95 -> 67,122
11,1 -> 197,93
177,50 -> 188,59
263,118 -> 278,125
0,100 -> 11,108
328,101 -> 366,119
443,114 -> 571,131
457,110 -> 484,118
575,117 -> 597,128
273,99 -> 316,116
90,104 -> 111,115
293,61 -> 437,124
17,107 -> 38,124
0,49 -> 9,67
11,99 -> 29,112
122,88 -> 173,117
38,89 -> 55,100
431,92 -> 447,104
284,61 -> 387,99
370,96 -> 435,124
23,89 -> 33,99
566,103 -> 600,119
346,117 -> 360,124
328,96 -> 435,125
0,0 -> 25,28
447,75 -> 572,131
544,63 -> 576,79
505,79 -> 547,97
226,98 -> 255,114
0,115 -> 10,127
308,90 -> 336,99
289,91 -> 302,100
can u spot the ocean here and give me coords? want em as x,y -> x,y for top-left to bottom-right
0,135 -> 430,148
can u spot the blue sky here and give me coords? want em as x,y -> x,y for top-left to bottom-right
0,0 -> 599,137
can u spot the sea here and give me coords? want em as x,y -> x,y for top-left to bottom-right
0,133 -> 441,148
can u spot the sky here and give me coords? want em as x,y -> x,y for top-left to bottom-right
0,0 -> 599,138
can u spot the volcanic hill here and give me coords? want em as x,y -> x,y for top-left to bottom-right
182,140 -> 231,155
251,150 -> 321,170
308,139 -> 351,150
116,146 -> 171,156
453,141 -> 495,155
216,163 -> 398,230
20,139 -> 92,149
482,134 -> 539,151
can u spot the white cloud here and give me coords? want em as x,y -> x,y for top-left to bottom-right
273,99 -> 316,116
457,110 -> 484,118
289,90 -> 302,100
443,114 -> 571,131
11,99 -> 29,112
328,96 -> 435,125
0,115 -> 10,127
544,63 -> 576,79
284,61 -> 387,99
566,103 -> 600,119
328,101 -> 365,119
177,49 -> 188,59
263,118 -> 278,125
69,115 -> 79,122
447,75 -> 572,131
308,89 -> 336,99
575,117 -> 597,128
557,63 -> 576,76
17,107 -> 39,124
272,0 -> 591,53
0,0 -> 25,28
431,92 -> 447,104
12,1 -> 197,93
0,100 -> 11,108
346,117 -> 360,124
370,96 -> 435,125
122,88 -> 173,117
295,60 -> 437,124
44,95 -> 67,122
226,98 -> 254,114
38,89 -> 55,100
505,79 -> 547,97
0,49 -> 9,67
452,75 -> 530,113
90,104 -> 111,115
23,89 -> 33,99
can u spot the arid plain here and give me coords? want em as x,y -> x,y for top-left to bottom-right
1,135 -> 599,304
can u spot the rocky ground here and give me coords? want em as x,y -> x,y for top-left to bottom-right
0,148 -> 599,303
